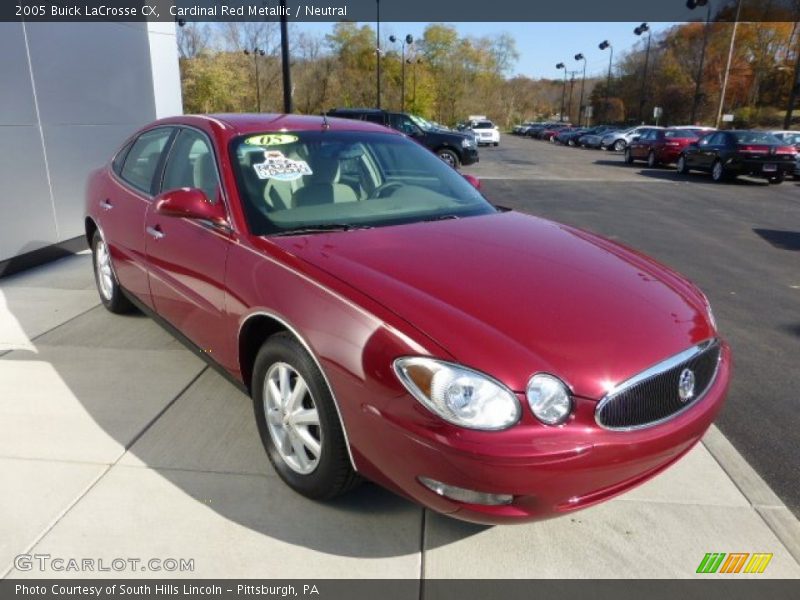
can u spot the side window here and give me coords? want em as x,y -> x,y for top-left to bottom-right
161,129 -> 219,202
389,114 -> 419,136
119,128 -> 173,194
112,139 -> 134,175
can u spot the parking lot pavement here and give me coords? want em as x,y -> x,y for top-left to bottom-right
467,135 -> 800,520
1,184 -> 799,579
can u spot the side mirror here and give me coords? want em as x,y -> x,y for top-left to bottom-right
462,174 -> 481,190
155,188 -> 227,224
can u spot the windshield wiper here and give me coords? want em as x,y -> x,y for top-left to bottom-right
270,223 -> 373,237
422,214 -> 461,223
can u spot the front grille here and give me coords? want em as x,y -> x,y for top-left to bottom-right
596,339 -> 721,430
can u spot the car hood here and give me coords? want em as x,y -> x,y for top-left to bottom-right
270,211 -> 714,400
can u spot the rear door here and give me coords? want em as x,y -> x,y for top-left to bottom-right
144,126 -> 234,359
102,127 -> 176,309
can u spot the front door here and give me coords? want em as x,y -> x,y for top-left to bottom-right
145,127 -> 233,362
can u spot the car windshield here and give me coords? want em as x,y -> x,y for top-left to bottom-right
732,131 -> 782,145
409,114 -> 434,131
230,131 -> 495,236
474,121 -> 494,129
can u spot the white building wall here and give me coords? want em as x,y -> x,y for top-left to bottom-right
0,22 -> 182,263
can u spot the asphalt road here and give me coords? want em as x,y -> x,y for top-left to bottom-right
464,134 -> 800,517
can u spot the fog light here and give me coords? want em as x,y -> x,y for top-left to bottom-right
418,476 -> 513,506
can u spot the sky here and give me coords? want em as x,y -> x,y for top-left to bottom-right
290,22 -> 680,79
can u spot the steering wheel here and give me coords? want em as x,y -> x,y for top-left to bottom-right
369,181 -> 404,199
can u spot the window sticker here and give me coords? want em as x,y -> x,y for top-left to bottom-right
244,134 -> 299,147
253,150 -> 313,181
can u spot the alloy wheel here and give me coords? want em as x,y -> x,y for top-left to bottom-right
94,239 -> 114,301
712,161 -> 724,182
263,362 -> 322,475
614,140 -> 626,152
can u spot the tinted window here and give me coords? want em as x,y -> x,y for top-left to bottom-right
162,129 -> 219,202
388,114 -> 419,136
732,131 -> 782,145
120,128 -> 173,194
664,130 -> 698,139
473,121 -> 495,129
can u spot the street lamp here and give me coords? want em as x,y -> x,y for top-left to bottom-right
717,0 -> 743,128
390,34 -> 414,111
376,0 -> 382,109
599,40 -> 613,123
556,63 -> 567,122
634,23 -> 651,124
574,53 -> 587,126
687,0 -> 712,124
243,47 -> 266,112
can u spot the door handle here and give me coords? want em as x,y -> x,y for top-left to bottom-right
100,199 -> 113,211
146,225 -> 165,240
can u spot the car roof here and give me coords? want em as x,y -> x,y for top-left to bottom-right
153,113 -> 398,137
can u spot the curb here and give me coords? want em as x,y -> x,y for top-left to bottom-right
702,425 -> 800,564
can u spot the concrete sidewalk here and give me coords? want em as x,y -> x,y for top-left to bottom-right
1,253 -> 798,580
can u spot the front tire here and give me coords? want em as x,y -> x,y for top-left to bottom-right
437,148 -> 460,169
92,231 -> 134,314
647,151 -> 659,168
624,148 -> 634,164
252,333 -> 360,500
614,139 -> 626,152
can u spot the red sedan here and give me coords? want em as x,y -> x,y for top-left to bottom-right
85,114 -> 730,524
625,128 -> 704,167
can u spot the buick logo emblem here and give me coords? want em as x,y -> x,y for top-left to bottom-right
678,368 -> 696,403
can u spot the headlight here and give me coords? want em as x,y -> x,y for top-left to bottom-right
462,137 -> 475,148
394,357 -> 521,431
526,374 -> 572,425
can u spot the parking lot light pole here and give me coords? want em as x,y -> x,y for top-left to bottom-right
390,34 -> 414,112
556,63 -> 567,122
574,53 -> 588,126
634,23 -> 651,124
567,71 -> 578,124
599,41 -> 613,123
716,0 -> 742,128
687,0 -> 712,124
243,47 -> 266,112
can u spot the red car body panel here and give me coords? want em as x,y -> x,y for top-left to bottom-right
630,129 -> 700,164
86,114 -> 730,524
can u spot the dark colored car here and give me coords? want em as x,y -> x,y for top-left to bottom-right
85,113 -> 729,525
626,128 -> 703,167
677,130 -> 797,184
326,108 -> 478,168
557,127 -> 588,146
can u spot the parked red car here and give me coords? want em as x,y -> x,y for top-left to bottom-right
625,128 -> 704,167
86,114 -> 730,524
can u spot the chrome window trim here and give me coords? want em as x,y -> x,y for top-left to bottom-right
595,338 -> 722,432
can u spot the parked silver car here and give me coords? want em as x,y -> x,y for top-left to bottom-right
601,126 -> 664,152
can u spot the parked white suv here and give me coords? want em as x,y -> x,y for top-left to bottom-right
469,118 -> 501,146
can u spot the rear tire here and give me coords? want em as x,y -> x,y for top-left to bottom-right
647,151 -> 659,168
677,155 -> 690,175
769,172 -> 786,185
711,160 -> 728,183
91,231 -> 134,314
252,333 -> 361,500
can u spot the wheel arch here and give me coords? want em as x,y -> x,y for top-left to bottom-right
238,310 -> 358,471
85,217 -> 98,246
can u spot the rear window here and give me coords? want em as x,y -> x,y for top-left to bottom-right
665,130 -> 699,139
732,131 -> 782,145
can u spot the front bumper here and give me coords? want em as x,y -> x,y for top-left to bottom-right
461,147 -> 480,166
357,343 -> 731,524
